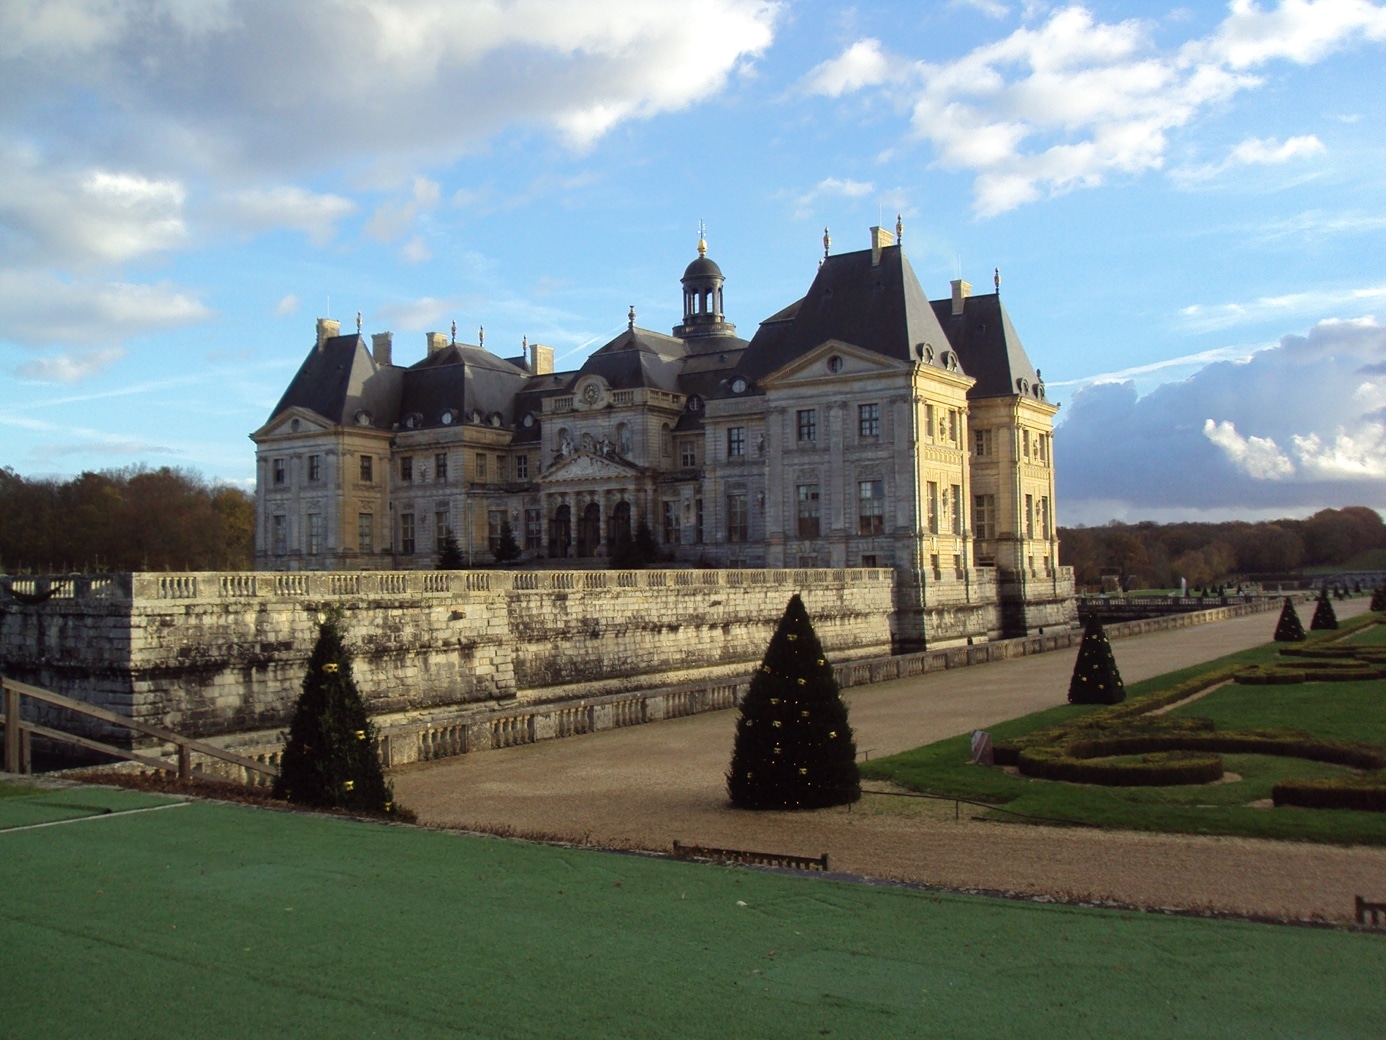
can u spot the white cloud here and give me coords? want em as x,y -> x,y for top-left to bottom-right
1180,283 -> 1386,332
1293,423 -> 1386,478
399,236 -> 433,264
952,0 -> 1011,17
377,296 -> 457,332
0,271 -> 211,346
274,294 -> 300,317
1202,419 -> 1295,478
14,346 -> 127,383
789,176 -> 876,218
1172,133 -> 1324,184
366,177 -> 441,243
218,185 -> 356,245
803,2 -> 1386,216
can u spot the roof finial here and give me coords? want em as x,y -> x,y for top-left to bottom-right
628,304 -> 636,330
994,267 -> 1001,294
823,226 -> 831,258
478,324 -> 484,348
896,214 -> 903,244
450,320 -> 457,345
522,334 -> 528,351
697,219 -> 707,257
356,310 -> 362,332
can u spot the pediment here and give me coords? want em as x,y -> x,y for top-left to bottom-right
541,450 -> 642,483
250,406 -> 334,441
758,339 -> 912,389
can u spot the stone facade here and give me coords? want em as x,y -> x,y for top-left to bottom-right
251,225 -> 1075,645
0,569 -> 893,742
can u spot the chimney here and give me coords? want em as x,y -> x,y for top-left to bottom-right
371,332 -> 393,367
529,341 -> 554,376
869,225 -> 895,267
316,318 -> 340,350
426,331 -> 448,356
950,278 -> 972,316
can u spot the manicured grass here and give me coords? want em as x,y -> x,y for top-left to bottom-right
861,622 -> 1386,845
1345,621 -> 1386,645
1,788 -> 1384,1039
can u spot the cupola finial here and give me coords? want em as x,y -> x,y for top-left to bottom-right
994,267 -> 1001,294
697,219 -> 707,257
450,320 -> 457,345
356,310 -> 362,332
478,324 -> 484,348
896,214 -> 903,244
823,226 -> 831,258
628,304 -> 636,330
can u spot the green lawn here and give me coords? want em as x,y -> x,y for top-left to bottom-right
1345,621 -> 1386,645
861,621 -> 1386,845
1,784 -> 1384,1039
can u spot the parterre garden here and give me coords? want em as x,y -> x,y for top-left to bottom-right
862,602 -> 1386,845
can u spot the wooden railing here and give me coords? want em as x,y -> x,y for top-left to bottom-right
671,840 -> 829,872
1,675 -> 279,781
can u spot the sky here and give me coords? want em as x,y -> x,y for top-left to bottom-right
1,0 -> 1384,526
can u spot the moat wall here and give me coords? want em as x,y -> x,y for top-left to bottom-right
0,569 -> 897,741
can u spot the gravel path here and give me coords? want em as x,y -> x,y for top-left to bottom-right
394,600 -> 1385,923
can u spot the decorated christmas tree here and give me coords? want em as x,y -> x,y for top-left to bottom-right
728,594 -> 859,810
1371,585 -> 1386,612
436,528 -> 465,570
274,611 -> 393,813
493,517 -> 521,563
1068,613 -> 1125,704
1273,597 -> 1306,642
1310,585 -> 1338,630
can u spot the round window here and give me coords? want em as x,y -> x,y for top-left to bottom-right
440,411 -> 453,425
522,413 -> 535,428
826,355 -> 844,373
731,377 -> 747,394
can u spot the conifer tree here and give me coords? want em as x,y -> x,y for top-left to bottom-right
436,528 -> 465,570
1371,585 -> 1386,612
1068,613 -> 1125,704
728,594 -> 859,810
493,517 -> 521,563
274,611 -> 393,813
1310,585 -> 1338,630
1273,596 -> 1306,642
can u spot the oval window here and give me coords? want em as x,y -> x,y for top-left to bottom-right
826,355 -> 844,373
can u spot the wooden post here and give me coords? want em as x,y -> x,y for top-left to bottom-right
19,726 -> 31,774
177,743 -> 191,780
4,680 -> 20,774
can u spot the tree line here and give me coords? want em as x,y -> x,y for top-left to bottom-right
1059,506 -> 1386,590
0,466 -> 254,573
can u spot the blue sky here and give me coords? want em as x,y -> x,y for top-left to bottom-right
1,0 -> 1384,525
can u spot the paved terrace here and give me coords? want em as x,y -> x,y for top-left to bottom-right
395,599 -> 1385,922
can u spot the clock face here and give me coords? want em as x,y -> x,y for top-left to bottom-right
582,383 -> 601,404
731,377 -> 747,394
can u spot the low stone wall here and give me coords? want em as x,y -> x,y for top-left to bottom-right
1,568 -> 895,742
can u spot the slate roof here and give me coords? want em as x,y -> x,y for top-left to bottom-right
267,334 -> 402,429
929,293 -> 1042,400
736,245 -> 957,381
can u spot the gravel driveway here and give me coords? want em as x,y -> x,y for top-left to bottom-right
394,599 -> 1385,923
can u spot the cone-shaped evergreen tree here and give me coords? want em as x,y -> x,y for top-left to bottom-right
436,528 -> 465,570
274,612 -> 393,813
1371,585 -> 1386,612
1310,585 -> 1338,630
493,517 -> 521,563
1068,613 -> 1126,704
1273,597 -> 1306,641
728,595 -> 859,810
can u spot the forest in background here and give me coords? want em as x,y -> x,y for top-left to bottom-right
0,467 -> 254,573
1059,506 -> 1386,590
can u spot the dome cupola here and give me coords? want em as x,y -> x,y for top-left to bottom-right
673,227 -> 736,340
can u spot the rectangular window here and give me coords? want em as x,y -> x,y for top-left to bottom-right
927,481 -> 939,534
727,426 -> 745,458
435,453 -> 448,482
1041,495 -> 1052,538
861,554 -> 878,568
488,510 -> 505,553
360,455 -> 373,483
436,509 -> 450,551
1038,434 -> 1048,464
524,508 -> 543,550
1025,494 -> 1034,539
358,513 -> 373,554
400,456 -> 413,482
681,439 -> 698,468
496,455 -> 508,482
930,553 -> 941,580
272,458 -> 286,485
272,514 -> 287,554
515,454 -> 529,480
307,455 -> 321,482
858,403 -> 880,438
727,492 -> 748,543
950,484 -> 962,535
954,553 -> 963,578
475,453 -> 487,481
858,480 -> 884,535
307,513 -> 323,555
973,428 -> 991,457
925,403 -> 935,440
695,498 -> 704,544
1022,429 -> 1031,458
796,484 -> 820,539
947,410 -> 958,443
400,513 -> 415,555
796,409 -> 817,443
663,500 -> 681,545
973,494 -> 995,541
